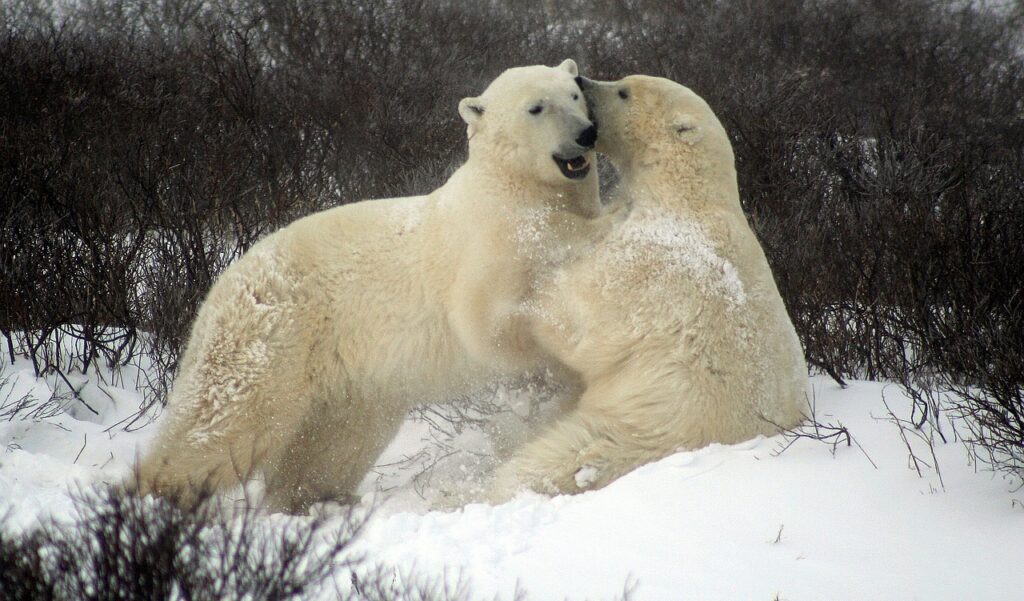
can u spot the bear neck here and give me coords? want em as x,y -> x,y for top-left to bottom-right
621,156 -> 744,219
455,155 -> 600,219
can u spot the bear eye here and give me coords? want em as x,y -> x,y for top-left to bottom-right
529,104 -> 543,115
619,88 -> 630,100
572,92 -> 579,101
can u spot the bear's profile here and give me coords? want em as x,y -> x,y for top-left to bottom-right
135,60 -> 611,513
492,75 -> 808,498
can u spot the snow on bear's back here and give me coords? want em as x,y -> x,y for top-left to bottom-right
605,207 -> 746,308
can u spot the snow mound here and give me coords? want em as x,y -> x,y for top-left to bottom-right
1,360 -> 1021,600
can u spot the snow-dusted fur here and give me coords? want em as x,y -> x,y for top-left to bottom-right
134,60 -> 614,513
492,75 -> 809,498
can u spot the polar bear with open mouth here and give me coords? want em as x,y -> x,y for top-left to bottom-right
135,60 -> 616,513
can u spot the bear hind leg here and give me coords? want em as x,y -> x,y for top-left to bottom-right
489,407 -> 671,503
261,397 -> 409,514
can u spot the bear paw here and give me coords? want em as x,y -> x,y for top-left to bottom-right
573,464 -> 601,489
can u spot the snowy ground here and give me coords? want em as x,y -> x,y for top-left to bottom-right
1,357 -> 1022,600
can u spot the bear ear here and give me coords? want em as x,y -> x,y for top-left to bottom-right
557,59 -> 579,76
458,96 -> 485,125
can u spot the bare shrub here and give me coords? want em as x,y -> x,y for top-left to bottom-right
0,485 -> 636,600
0,485 -> 363,601
1,0 -> 1022,476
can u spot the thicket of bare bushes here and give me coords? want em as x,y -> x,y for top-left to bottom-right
0,485 -> 565,601
2,0 -> 1022,475
0,486 -> 359,601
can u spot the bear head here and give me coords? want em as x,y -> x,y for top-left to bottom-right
579,75 -> 735,182
459,59 -> 597,187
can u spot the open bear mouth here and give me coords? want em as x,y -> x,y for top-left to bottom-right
553,154 -> 591,180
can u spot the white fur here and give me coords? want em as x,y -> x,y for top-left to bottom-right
134,60 -> 615,513
492,75 -> 809,499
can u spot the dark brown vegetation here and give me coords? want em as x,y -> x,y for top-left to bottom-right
2,0 -> 1022,476
0,485 -> 521,601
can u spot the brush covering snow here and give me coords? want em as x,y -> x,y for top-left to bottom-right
1,356 -> 1021,600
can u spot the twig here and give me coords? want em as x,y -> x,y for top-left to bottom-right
74,433 -> 88,464
880,392 -> 945,490
53,368 -> 99,416
769,392 -> 876,468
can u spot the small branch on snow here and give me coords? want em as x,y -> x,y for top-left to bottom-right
74,433 -> 88,464
99,451 -> 114,470
879,392 -> 945,491
767,392 -> 877,469
53,368 -> 99,416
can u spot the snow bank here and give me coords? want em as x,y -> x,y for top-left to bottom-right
1,360 -> 1020,600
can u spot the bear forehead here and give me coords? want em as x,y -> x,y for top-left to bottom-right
483,67 -> 577,97
624,75 -> 705,110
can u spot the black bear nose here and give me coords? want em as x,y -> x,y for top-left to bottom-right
576,124 -> 598,149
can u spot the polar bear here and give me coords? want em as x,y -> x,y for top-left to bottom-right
491,75 -> 809,498
134,60 -> 611,513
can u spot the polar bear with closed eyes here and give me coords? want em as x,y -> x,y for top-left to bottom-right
491,75 -> 809,499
